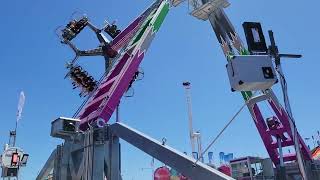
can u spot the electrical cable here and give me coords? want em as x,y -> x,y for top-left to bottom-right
194,92 -> 257,165
277,67 -> 297,137
276,65 -> 308,179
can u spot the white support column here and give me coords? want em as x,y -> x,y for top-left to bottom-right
183,82 -> 196,154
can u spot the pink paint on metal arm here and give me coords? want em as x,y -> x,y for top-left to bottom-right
77,0 -> 167,130
74,14 -> 145,123
247,95 -> 311,165
77,56 -> 127,120
250,104 -> 280,164
78,51 -> 144,130
98,52 -> 145,122
78,52 -> 134,130
268,99 -> 311,161
111,16 -> 143,51
75,1 -> 163,125
110,0 -> 163,51
76,14 -> 146,130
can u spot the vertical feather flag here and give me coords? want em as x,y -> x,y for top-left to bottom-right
16,91 -> 25,122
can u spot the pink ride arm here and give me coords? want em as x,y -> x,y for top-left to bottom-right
78,0 -> 169,130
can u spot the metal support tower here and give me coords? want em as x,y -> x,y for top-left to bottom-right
182,82 -> 196,154
182,82 -> 204,162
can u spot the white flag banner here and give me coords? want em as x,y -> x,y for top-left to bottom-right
17,91 -> 25,122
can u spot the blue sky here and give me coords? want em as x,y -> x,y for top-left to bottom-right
1,0 -> 320,179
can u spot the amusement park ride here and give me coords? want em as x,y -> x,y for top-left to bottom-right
36,0 -> 320,179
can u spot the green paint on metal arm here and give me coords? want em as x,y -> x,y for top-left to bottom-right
132,17 -> 153,45
130,1 -> 169,46
150,2 -> 170,32
240,48 -> 250,56
131,8 -> 157,45
241,91 -> 253,101
239,47 -> 253,101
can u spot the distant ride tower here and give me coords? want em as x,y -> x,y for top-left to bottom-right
182,82 -> 203,162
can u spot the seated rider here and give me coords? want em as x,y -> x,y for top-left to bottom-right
104,23 -> 121,38
266,116 -> 287,141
